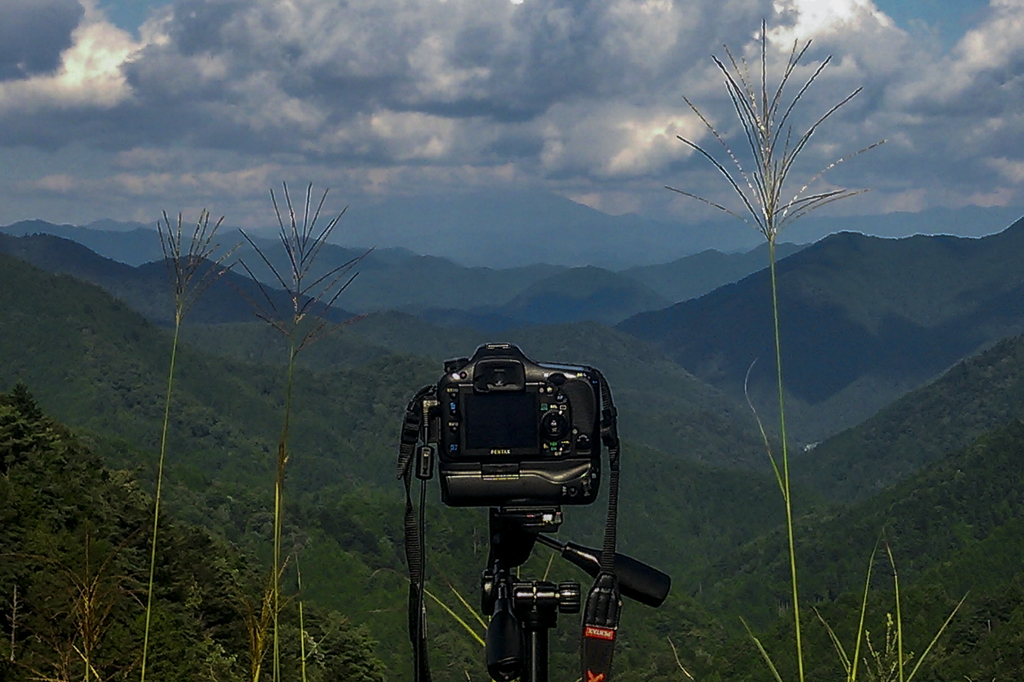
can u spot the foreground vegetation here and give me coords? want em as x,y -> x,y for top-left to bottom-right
0,384 -> 385,682
3,235 -> 1024,678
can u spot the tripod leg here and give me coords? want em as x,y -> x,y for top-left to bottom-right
523,624 -> 548,682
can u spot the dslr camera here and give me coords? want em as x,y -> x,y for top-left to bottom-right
432,342 -> 603,507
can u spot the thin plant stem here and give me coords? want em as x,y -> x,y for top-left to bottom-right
444,579 -> 488,631
668,22 -> 883,680
769,239 -> 803,681
296,553 -> 308,682
423,589 -> 485,648
8,585 -> 17,663
888,544 -> 905,682
140,319 -> 180,682
273,338 -> 297,682
666,637 -> 696,681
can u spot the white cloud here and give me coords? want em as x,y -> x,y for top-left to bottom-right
368,111 -> 458,161
771,0 -> 893,43
0,1 -> 139,114
2,0 -> 1024,229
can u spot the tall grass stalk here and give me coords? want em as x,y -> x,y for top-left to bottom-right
667,22 -> 882,681
8,585 -> 18,663
243,568 -> 279,682
237,182 -> 362,682
26,529 -> 136,682
296,553 -> 308,682
816,543 -> 965,681
141,210 -> 234,682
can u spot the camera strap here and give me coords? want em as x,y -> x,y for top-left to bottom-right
580,368 -> 622,682
397,370 -> 622,682
397,385 -> 436,682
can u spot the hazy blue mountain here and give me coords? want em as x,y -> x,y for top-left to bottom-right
237,238 -> 567,314
0,232 -> 356,326
781,203 -> 1024,243
313,193 -> 1024,267
621,241 -> 805,303
85,218 -> 151,232
618,220 -> 1024,442
1,224 -> 680,324
6,201 -> 1022,272
3,219 -> 164,265
496,265 -> 670,324
2,192 -> 759,270
335,188 -> 763,267
0,227 -> 564,317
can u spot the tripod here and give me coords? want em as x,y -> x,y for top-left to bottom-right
482,508 -> 577,682
481,507 -> 671,682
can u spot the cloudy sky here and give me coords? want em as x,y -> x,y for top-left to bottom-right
1,0 -> 1022,253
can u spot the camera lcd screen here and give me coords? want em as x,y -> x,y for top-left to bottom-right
463,392 -> 538,451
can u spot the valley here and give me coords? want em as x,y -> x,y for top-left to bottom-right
2,217 -> 1024,680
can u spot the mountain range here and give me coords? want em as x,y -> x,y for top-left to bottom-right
8,196 -> 1019,268
0,219 -> 802,325
4,212 -> 1024,678
619,220 -> 1024,441
7,215 -> 1024,451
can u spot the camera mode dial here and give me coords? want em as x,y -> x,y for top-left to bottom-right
540,410 -> 569,441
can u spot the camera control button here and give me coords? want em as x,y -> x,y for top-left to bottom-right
576,433 -> 591,449
541,412 -> 570,441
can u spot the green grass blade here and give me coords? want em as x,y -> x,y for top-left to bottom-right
444,578 -> 487,631
905,594 -> 967,682
814,607 -> 850,675
851,541 -> 880,682
425,588 -> 485,647
740,617 -> 786,682
886,544 -> 904,682
140,318 -> 181,682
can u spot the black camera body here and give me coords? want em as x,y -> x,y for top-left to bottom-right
435,343 -> 602,507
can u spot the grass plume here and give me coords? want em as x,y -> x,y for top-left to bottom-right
237,182 -> 364,682
667,21 -> 882,681
141,209 -> 235,682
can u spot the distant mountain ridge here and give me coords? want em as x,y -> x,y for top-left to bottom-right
1,219 -> 802,326
0,236 -> 776,472
0,232 -> 356,326
619,219 -> 1024,441
11,216 -> 1024,445
622,241 -> 804,303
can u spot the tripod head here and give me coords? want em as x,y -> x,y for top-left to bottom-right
481,507 -> 671,682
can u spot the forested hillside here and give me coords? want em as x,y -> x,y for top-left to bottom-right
2,232 -> 1024,680
0,385 -> 386,682
667,419 -> 1024,680
0,247 -> 791,679
619,221 -> 1024,441
795,331 -> 1024,501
